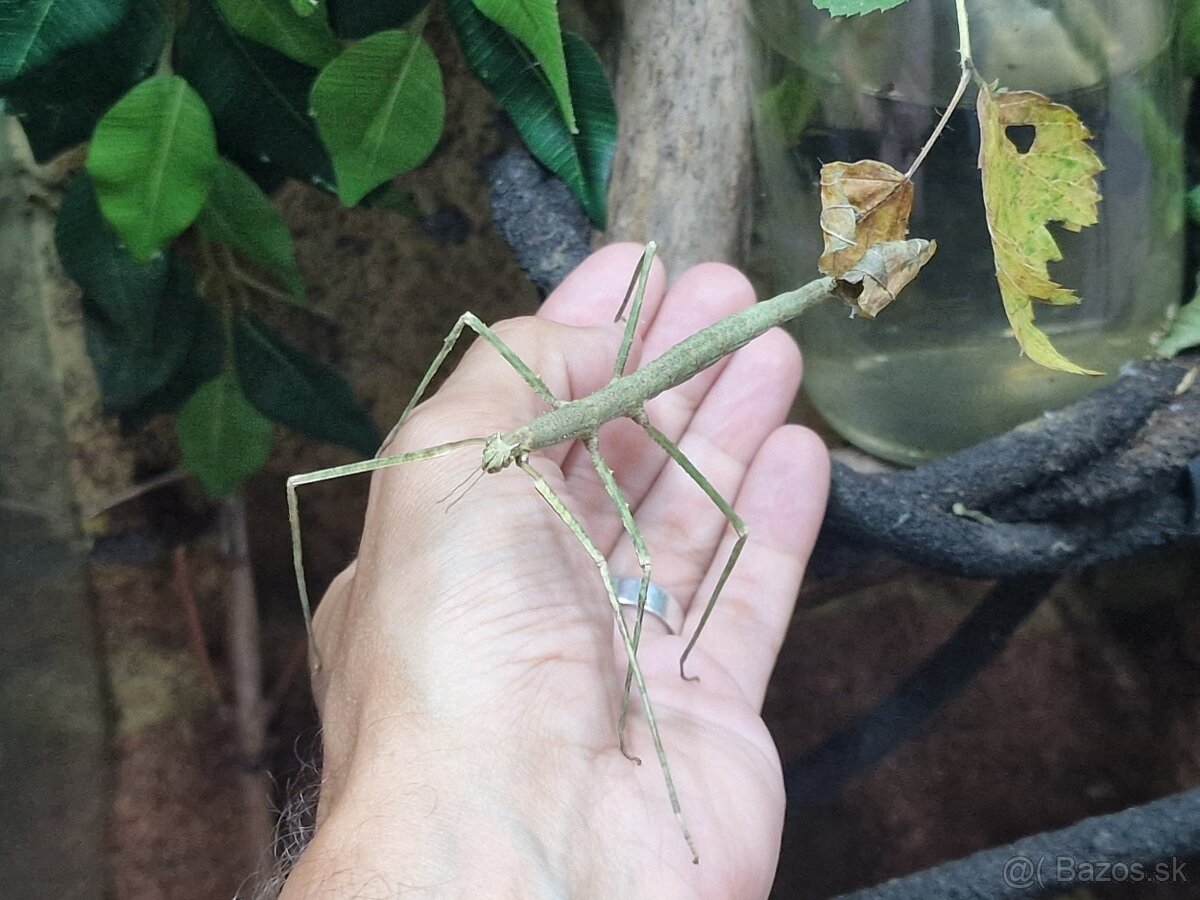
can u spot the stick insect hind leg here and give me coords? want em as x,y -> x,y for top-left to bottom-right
583,434 -> 652,762
517,455 -> 699,864
608,241 -> 747,685
635,415 -> 748,682
289,311 -> 571,670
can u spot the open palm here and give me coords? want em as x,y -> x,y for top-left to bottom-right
286,245 -> 829,899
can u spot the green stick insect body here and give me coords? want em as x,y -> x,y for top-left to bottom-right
287,239 -> 933,863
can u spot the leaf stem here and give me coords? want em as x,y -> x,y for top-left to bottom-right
954,0 -> 973,71
903,66 -> 970,181
902,0 -> 976,181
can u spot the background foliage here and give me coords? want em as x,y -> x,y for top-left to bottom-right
0,0 -> 617,497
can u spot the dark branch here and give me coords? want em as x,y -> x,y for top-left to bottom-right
835,787 -> 1200,899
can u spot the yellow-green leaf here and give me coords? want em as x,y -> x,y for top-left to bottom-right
977,85 -> 1104,375
817,159 -> 914,278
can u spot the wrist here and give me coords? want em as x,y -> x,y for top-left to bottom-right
280,720 -> 612,899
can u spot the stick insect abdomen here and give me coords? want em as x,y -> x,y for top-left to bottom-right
625,276 -> 838,404
514,275 -> 840,457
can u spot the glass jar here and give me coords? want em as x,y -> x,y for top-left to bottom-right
749,0 -> 1184,464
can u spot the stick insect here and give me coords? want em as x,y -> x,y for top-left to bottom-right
287,238 -> 934,863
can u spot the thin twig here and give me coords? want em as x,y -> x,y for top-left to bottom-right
221,491 -> 273,853
903,66 -> 972,181
172,544 -> 222,699
903,0 -> 975,181
83,469 -> 188,519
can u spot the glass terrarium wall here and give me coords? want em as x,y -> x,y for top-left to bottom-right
750,0 -> 1184,464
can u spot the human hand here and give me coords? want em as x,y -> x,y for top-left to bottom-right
279,245 -> 830,899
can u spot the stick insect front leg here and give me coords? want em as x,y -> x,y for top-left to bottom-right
290,311 -> 569,670
517,456 -> 698,865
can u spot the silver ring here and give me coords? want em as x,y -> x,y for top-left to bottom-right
614,577 -> 686,636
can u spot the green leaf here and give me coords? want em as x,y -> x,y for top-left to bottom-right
810,0 -> 911,16
0,0 -> 126,84
327,0 -> 428,38
0,0 -> 164,162
471,0 -> 575,133
447,0 -> 614,227
1159,298 -> 1200,358
177,372 -> 275,497
86,75 -> 218,261
214,0 -> 339,67
176,0 -> 334,190
310,29 -> 444,205
198,157 -> 306,300
233,315 -> 380,455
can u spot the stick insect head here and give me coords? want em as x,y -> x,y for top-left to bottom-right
481,431 -> 522,473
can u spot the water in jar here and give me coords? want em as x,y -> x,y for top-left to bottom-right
750,0 -> 1184,464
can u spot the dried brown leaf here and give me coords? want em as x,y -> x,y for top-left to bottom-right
818,159 -> 914,277
838,238 -> 937,318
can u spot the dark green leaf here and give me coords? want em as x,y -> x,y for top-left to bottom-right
198,157 -> 306,300
0,0 -> 127,83
471,0 -> 575,132
310,30 -> 444,205
56,171 -> 165,325
214,0 -> 339,67
447,0 -> 615,226
1159,297 -> 1200,358
327,0 -> 428,38
290,0 -> 321,15
177,371 -> 275,497
233,314 -> 379,455
558,35 -> 616,226
82,258 -> 213,411
0,0 -> 164,162
86,75 -> 218,261
117,306 -> 223,430
176,0 -> 334,191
